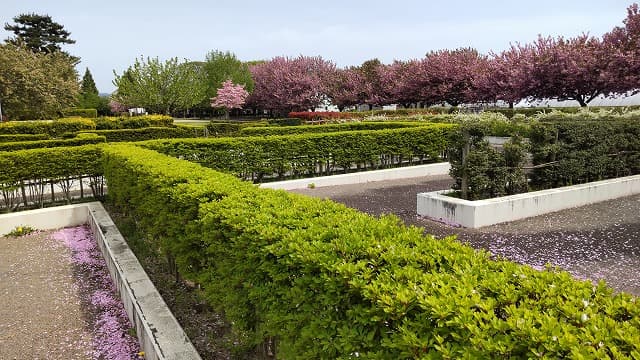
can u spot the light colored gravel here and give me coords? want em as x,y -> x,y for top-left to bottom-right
0,230 -> 92,359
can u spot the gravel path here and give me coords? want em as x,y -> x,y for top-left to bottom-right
0,231 -> 92,359
292,175 -> 640,296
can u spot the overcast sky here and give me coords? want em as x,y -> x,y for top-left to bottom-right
1,1 -> 635,93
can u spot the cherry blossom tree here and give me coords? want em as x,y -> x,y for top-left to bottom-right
603,3 -> 640,95
248,55 -> 336,116
474,44 -> 536,107
416,48 -> 487,107
328,67 -> 363,111
211,79 -> 249,119
526,35 -> 613,107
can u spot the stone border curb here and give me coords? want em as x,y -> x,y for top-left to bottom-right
260,162 -> 451,190
417,174 -> 640,228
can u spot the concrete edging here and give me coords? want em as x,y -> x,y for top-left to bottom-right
260,162 -> 451,190
0,202 -> 201,360
417,174 -> 640,228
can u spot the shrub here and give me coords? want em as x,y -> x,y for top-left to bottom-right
239,121 -> 430,137
82,127 -> 200,142
0,118 -> 96,136
141,125 -> 455,182
267,118 -> 303,126
0,133 -> 106,152
0,134 -> 50,143
102,144 -> 640,358
530,120 -> 640,189
94,115 -> 174,130
62,108 -> 98,118
206,120 -> 269,137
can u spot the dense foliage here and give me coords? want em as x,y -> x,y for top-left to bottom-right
141,125 -> 454,182
0,44 -> 79,120
112,57 -> 206,115
102,144 -> 640,359
0,133 -> 105,151
239,121 -> 430,137
0,118 -> 95,136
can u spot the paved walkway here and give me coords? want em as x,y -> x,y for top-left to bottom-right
293,175 -> 640,296
0,231 -> 91,359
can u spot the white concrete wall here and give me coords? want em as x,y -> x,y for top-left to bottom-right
417,174 -> 640,228
0,203 -> 88,235
261,162 -> 451,190
0,203 -> 201,360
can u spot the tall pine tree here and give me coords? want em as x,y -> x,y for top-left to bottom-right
4,13 -> 75,55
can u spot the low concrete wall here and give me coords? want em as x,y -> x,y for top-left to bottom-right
417,174 -> 640,228
261,162 -> 451,190
0,203 -> 201,360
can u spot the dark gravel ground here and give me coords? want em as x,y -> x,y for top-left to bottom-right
292,175 -> 640,296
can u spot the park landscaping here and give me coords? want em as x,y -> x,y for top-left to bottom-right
1,110 -> 640,358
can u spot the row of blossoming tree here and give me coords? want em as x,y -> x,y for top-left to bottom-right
246,4 -> 640,116
112,4 -> 640,117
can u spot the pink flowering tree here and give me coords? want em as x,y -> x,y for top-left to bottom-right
211,79 -> 249,119
411,48 -> 487,107
527,35 -> 613,107
248,55 -> 336,116
108,99 -> 127,114
603,3 -> 640,95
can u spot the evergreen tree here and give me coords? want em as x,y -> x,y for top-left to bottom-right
4,13 -> 75,54
77,68 -> 102,110
80,68 -> 99,95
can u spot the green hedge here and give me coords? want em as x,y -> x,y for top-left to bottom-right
0,133 -> 105,152
82,126 -> 200,142
0,134 -> 50,143
62,108 -> 98,118
0,145 -> 103,183
141,125 -> 455,182
206,120 -> 269,137
0,118 -> 96,136
239,121 -> 429,137
94,115 -> 174,130
486,106 -> 640,119
530,120 -> 640,188
102,144 -> 640,358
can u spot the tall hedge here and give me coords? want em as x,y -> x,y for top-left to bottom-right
0,133 -> 106,152
0,134 -> 50,143
141,125 -> 455,182
81,126 -> 200,142
102,144 -> 640,358
530,120 -> 640,189
239,121 -> 429,137
0,118 -> 96,136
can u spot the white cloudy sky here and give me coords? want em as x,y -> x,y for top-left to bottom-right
1,0 -> 634,93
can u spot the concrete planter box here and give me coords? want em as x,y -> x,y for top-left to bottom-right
0,203 -> 201,360
261,162 -> 450,190
417,174 -> 640,228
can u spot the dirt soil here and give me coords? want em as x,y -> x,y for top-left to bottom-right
292,175 -> 640,296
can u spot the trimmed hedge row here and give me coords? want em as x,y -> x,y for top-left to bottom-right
206,120 -> 269,137
81,126 -> 200,142
239,121 -> 430,136
0,134 -> 50,143
0,118 -> 96,136
141,125 -> 455,181
0,145 -> 103,184
94,115 -> 174,130
0,133 -> 106,152
486,106 -> 640,119
289,108 -> 454,121
102,144 -> 640,358
530,120 -> 640,189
